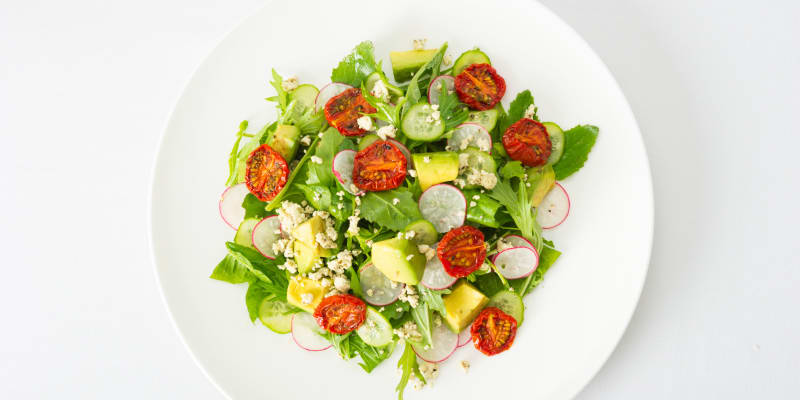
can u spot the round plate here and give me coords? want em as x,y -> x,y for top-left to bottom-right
149,0 -> 653,399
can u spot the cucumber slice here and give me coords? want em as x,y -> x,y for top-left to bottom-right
401,103 -> 445,141
356,307 -> 394,347
259,297 -> 295,334
452,49 -> 491,76
467,108 -> 499,132
359,134 -> 381,151
543,122 -> 565,165
289,84 -> 319,112
234,218 -> 260,248
418,184 -> 466,233
456,148 -> 497,189
487,290 -> 524,324
404,219 -> 438,245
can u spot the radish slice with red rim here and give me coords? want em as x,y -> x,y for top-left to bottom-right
387,139 -> 412,168
219,183 -> 249,229
314,82 -> 352,112
358,263 -> 404,306
457,325 -> 472,348
493,234 -> 535,263
427,75 -> 455,105
412,320 -> 459,363
251,216 -> 282,259
536,182 -> 570,229
493,246 -> 539,280
291,313 -> 331,352
418,184 -> 466,233
332,149 -> 362,195
447,123 -> 492,153
420,246 -> 457,290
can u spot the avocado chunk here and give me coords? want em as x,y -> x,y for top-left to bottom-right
526,165 -> 555,207
390,49 -> 438,82
442,280 -> 489,333
412,152 -> 459,191
292,216 -> 333,273
292,215 -> 326,245
372,238 -> 426,284
286,276 -> 327,313
267,124 -> 301,161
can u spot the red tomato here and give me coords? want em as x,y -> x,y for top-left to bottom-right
324,87 -> 377,136
352,140 -> 407,191
454,64 -> 506,110
313,294 -> 367,334
244,144 -> 289,201
502,118 -> 552,167
471,307 -> 518,356
437,226 -> 486,278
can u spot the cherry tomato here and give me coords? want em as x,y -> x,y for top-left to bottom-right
352,140 -> 407,191
324,87 -> 377,136
437,226 -> 486,278
454,64 -> 506,111
313,294 -> 367,334
244,144 -> 289,201
471,307 -> 518,356
502,118 -> 552,167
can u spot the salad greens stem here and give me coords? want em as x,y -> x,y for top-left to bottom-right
265,136 -> 320,211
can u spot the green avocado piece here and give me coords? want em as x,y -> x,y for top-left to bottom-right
526,165 -> 556,207
442,280 -> 489,333
412,152 -> 459,191
267,124 -> 301,161
390,49 -> 438,82
372,238 -> 426,285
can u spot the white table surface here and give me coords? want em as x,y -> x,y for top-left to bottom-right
1,0 -> 798,398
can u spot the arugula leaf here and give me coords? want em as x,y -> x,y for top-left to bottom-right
511,245 -> 561,296
331,41 -> 379,88
245,281 -> 272,323
487,178 -> 543,252
267,69 -> 289,113
402,44 -> 448,115
306,127 -> 344,188
418,286 -> 450,315
435,81 -> 469,130
326,332 -> 355,360
242,193 -> 271,219
552,125 -> 599,180
499,161 -> 526,180
350,334 -> 395,373
266,135 -> 321,211
410,303 -> 432,346
362,85 -> 407,127
498,90 -> 536,133
225,121 -> 249,185
295,183 -> 332,210
381,301 -> 411,323
209,254 -> 254,284
347,266 -> 362,297
473,272 -> 506,298
281,99 -> 326,134
396,341 -> 424,400
225,242 -> 289,301
464,190 -> 502,228
359,188 -> 423,231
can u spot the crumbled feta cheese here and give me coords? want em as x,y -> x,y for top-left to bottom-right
318,132 -> 324,138
412,39 -> 427,50
423,156 -> 431,163
315,232 -> 336,249
418,362 -> 439,385
431,104 -> 439,111
443,53 -> 453,66
392,198 -> 400,205
398,285 -> 419,308
347,215 -> 360,236
524,104 -> 537,120
460,360 -> 470,373
376,124 -> 397,140
371,79 -> 390,101
404,230 -> 416,239
357,115 -> 373,131
281,76 -> 299,92
300,135 -> 312,146
310,155 -> 323,165
417,244 -> 436,261
333,275 -> 350,292
473,195 -> 480,200
393,321 -> 422,342
405,254 -> 414,261
470,201 -> 477,207
407,169 -> 417,177
281,259 -> 298,274
300,293 -> 313,305
354,196 -> 361,206
277,201 -> 309,239
327,250 -> 354,274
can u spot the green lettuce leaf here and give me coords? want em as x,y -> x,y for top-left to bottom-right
435,81 -> 468,130
306,127 -> 344,188
498,90 -> 536,133
242,193 -> 271,219
464,190 -> 502,228
331,41 -> 380,88
499,160 -> 526,180
359,188 -> 423,231
396,341 -> 424,400
418,286 -> 450,315
402,44 -> 448,115
267,69 -> 289,113
552,125 -> 599,180
225,242 -> 289,301
209,254 -> 254,284
410,302 -> 432,346
350,334 -> 394,373
245,280 -> 271,323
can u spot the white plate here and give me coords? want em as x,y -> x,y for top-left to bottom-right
149,0 -> 653,399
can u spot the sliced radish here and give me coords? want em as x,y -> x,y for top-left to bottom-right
388,139 -> 412,168
536,182 -> 570,229
457,325 -> 472,348
412,321 -> 458,363
219,183 -> 250,230
447,123 -> 492,153
418,184 -> 466,233
291,313 -> 330,352
358,263 -> 404,306
314,82 -> 352,112
332,150 -> 362,195
493,246 -> 539,280
427,75 -> 455,105
493,234 -> 535,263
251,216 -> 282,259
420,246 -> 457,290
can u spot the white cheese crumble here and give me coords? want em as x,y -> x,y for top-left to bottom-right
405,254 -> 414,261
276,201 -> 309,236
423,156 -> 431,163
404,230 -> 416,239
376,124 -> 397,140
393,321 -> 422,342
398,285 -> 419,308
417,244 -> 436,261
524,104 -> 537,120
460,360 -> 470,373
418,362 -> 439,387
371,79 -> 390,102
357,115 -> 373,131
300,293 -> 313,305
281,76 -> 299,92
412,39 -> 427,50
407,169 -> 417,177
443,53 -> 453,66
392,198 -> 400,205
327,249 -> 355,274
280,259 -> 298,274
333,275 -> 350,292
472,195 -> 480,200
347,215 -> 360,236
310,155 -> 323,164
300,135 -> 312,146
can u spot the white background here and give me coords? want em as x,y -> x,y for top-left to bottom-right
1,0 -> 798,398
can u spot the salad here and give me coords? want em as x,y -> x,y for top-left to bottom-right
211,40 -> 598,398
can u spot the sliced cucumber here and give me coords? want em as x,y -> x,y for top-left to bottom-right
289,84 -> 319,112
487,290 -> 524,324
452,49 -> 491,76
259,297 -> 295,334
234,218 -> 260,248
356,307 -> 394,347
542,122 -> 565,165
457,148 -> 497,189
467,108 -> 499,132
401,103 -> 445,141
359,134 -> 381,151
404,219 -> 438,245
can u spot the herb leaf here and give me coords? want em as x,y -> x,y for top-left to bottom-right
225,121 -> 249,186
511,245 -> 561,296
435,81 -> 469,130
242,193 -> 271,219
305,127 -> 344,188
402,44 -> 448,116
331,41 -> 379,88
266,135 -> 321,211
244,281 -> 271,323
350,334 -> 394,373
359,188 -> 423,231
396,341 -> 423,400
410,303 -> 432,346
552,125 -> 599,180
498,90 -> 536,133
209,254 -> 255,284
418,286 -> 450,315
225,242 -> 289,301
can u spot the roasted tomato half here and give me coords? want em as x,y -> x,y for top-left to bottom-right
244,144 -> 289,201
471,307 -> 518,356
352,140 -> 407,191
454,63 -> 506,110
437,226 -> 486,278
502,118 -> 552,167
313,294 -> 367,334
324,87 -> 377,136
